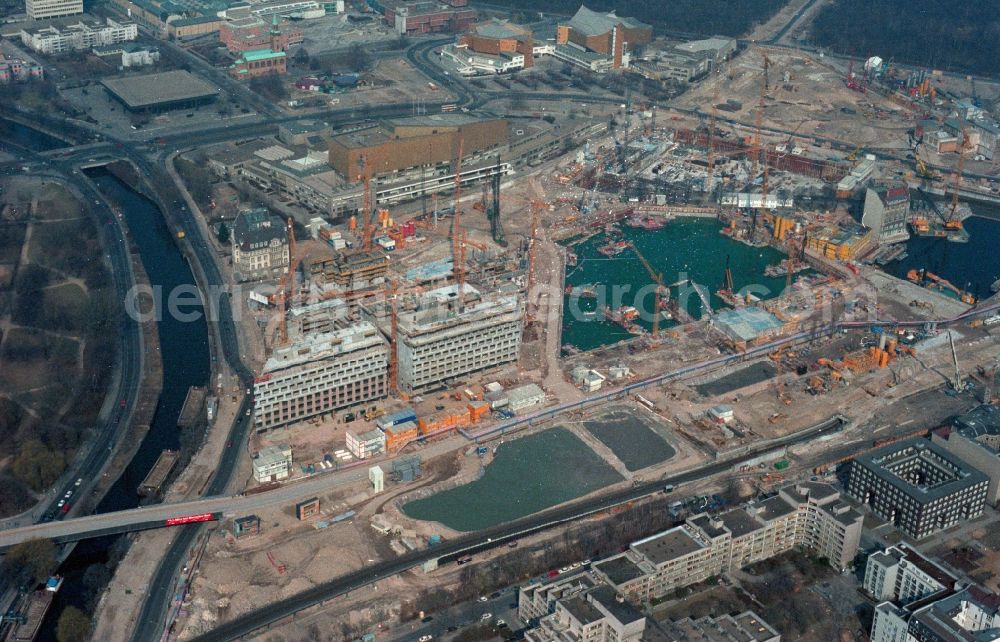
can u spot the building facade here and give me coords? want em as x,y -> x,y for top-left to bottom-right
870,587 -> 1000,642
592,482 -> 862,602
252,322 -> 389,431
252,444 -> 292,482
933,405 -> 1000,505
25,0 -> 82,20
390,284 -> 523,392
231,208 -> 290,282
346,428 -> 385,459
846,438 -> 989,540
229,15 -> 287,79
327,114 -> 508,179
555,5 -> 651,70
378,0 -> 477,36
21,18 -> 137,54
863,545 -> 955,605
0,50 -> 43,83
220,15 -> 302,53
863,181 -> 911,244
458,19 -> 534,68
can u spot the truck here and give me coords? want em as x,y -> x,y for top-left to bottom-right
663,484 -> 675,493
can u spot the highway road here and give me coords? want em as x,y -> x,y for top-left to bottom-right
187,414 -> 848,642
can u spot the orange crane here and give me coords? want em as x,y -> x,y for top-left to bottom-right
630,242 -> 668,339
525,177 -> 546,322
750,52 -> 769,183
946,130 -> 969,230
276,217 -> 306,345
452,139 -> 465,292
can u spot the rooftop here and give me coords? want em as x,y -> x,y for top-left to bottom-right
592,554 -> 645,585
262,322 -> 387,373
712,308 -> 785,343
674,36 -> 736,54
560,595 -> 604,626
631,526 -> 704,566
566,5 -> 648,37
854,438 -> 989,502
954,404 -> 1000,450
101,70 -> 217,109
474,19 -> 529,40
589,585 -> 645,626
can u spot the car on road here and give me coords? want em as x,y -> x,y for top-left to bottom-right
497,619 -> 506,628
61,503 -> 71,514
120,399 -> 127,408
490,591 -> 500,598
57,500 -> 65,508
418,636 -> 433,642
64,491 -> 72,499
227,440 -> 233,448
421,616 -> 433,623
478,596 -> 487,602
75,478 -> 82,486
480,613 -> 492,621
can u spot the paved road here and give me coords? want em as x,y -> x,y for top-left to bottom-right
186,414 -> 848,642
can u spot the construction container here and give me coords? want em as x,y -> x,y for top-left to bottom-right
384,421 -> 419,451
376,408 -> 417,431
468,401 -> 490,422
774,460 -> 790,470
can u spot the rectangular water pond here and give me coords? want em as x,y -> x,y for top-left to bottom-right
402,427 -> 623,532
583,410 -> 676,472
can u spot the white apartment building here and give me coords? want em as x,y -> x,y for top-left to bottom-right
252,444 -> 292,482
252,322 -> 388,431
525,586 -> 645,642
392,284 -> 522,392
21,18 -> 137,54
25,0 -> 82,20
592,482 -> 863,603
864,545 -> 954,604
345,428 -> 385,460
870,587 -> 1000,642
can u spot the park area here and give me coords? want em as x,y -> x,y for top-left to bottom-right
0,177 -> 117,516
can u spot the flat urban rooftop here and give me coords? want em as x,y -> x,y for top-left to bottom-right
101,70 -> 218,109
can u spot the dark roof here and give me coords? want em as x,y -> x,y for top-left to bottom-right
101,70 -> 217,109
593,555 -> 645,585
954,404 -> 1000,445
233,208 -> 287,249
852,437 -> 989,503
720,508 -> 764,537
561,595 -> 604,625
632,526 -> 703,565
588,586 -> 645,626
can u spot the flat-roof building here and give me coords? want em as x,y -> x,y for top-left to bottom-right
252,444 -> 292,482
389,283 -> 522,392
101,69 -> 218,112
21,17 -> 136,53
846,438 -> 989,539
593,482 -> 862,602
863,180 -> 911,245
863,544 -> 956,605
252,322 -> 389,431
374,0 -> 476,36
327,114 -> 507,179
25,0 -> 82,20
933,405 -> 1000,505
870,586 -> 1000,642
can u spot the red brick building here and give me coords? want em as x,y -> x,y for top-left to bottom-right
379,0 -> 476,36
228,16 -> 287,80
459,19 -> 534,68
220,15 -> 302,54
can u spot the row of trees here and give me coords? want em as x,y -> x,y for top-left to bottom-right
810,0 -> 1000,77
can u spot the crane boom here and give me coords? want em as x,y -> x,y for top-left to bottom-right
453,139 -> 464,291
631,242 -> 667,339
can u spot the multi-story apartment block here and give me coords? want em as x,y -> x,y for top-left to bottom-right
20,18 -> 136,54
232,208 -> 289,282
592,482 -> 862,602
525,586 -> 645,642
933,404 -> 1000,505
863,180 -> 911,244
390,283 -> 522,392
870,586 -> 1000,642
846,438 -> 989,540
863,545 -> 955,605
252,322 -> 388,431
25,0 -> 82,20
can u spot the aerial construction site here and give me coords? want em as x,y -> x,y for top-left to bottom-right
80,18 -> 1000,642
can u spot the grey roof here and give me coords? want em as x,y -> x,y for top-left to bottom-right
561,595 -> 604,625
588,586 -> 645,626
567,5 -> 648,37
852,438 -> 989,503
475,19 -> 527,40
592,555 -> 645,585
632,526 -> 703,565
233,208 -> 287,249
721,507 -> 765,537
954,404 -> 1000,444
101,70 -> 217,109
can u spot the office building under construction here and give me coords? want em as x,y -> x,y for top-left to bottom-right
252,322 -> 389,431
385,283 -> 523,392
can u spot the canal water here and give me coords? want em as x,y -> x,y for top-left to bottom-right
402,427 -> 623,532
0,142 -> 213,636
0,118 -> 63,152
886,211 -> 1000,301
562,218 -> 791,352
37,167 -> 211,638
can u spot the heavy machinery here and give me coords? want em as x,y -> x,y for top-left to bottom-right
946,130 -> 970,230
630,242 -> 670,339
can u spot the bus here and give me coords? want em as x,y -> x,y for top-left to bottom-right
440,104 -> 458,113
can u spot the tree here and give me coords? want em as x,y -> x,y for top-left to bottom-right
175,157 -> 214,206
56,606 -> 90,642
293,47 -> 310,66
11,439 -> 66,492
249,74 -> 289,101
217,222 -> 230,244
346,43 -> 373,73
2,538 -> 56,588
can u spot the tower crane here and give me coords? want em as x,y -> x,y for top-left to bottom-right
386,279 -> 399,393
275,217 -> 305,345
452,139 -> 465,292
750,52 -> 770,183
631,242 -> 668,339
946,130 -> 970,230
524,177 -> 546,322
706,83 -> 720,196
